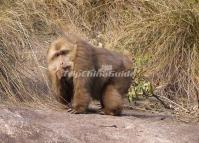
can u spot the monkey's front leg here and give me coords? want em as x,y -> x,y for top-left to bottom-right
69,79 -> 91,114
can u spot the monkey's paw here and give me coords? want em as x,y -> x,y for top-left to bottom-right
67,105 -> 87,114
67,108 -> 79,114
56,69 -> 66,79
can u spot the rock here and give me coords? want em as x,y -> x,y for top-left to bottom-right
0,106 -> 198,143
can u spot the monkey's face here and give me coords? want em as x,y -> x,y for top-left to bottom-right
47,38 -> 77,79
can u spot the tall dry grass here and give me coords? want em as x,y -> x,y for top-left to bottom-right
122,0 -> 199,109
0,0 -> 198,116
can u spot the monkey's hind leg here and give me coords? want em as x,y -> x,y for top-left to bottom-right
102,85 -> 123,116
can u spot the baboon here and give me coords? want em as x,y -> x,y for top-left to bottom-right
47,35 -> 132,115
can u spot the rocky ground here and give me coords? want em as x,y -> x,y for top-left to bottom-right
0,104 -> 198,143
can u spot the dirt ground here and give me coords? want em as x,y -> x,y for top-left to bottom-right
0,104 -> 198,143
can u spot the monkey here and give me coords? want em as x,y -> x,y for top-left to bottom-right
47,34 -> 132,115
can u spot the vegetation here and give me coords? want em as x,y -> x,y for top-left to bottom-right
0,0 -> 198,121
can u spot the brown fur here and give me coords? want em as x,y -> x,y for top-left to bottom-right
47,35 -> 132,115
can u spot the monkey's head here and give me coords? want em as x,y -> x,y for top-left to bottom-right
47,38 -> 77,79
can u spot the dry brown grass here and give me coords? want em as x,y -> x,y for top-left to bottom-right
0,0 -> 198,120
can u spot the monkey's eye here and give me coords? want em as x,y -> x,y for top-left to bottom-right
51,53 -> 60,60
55,53 -> 60,57
61,50 -> 69,55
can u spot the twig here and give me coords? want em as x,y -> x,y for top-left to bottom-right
38,66 -> 47,70
151,94 -> 171,109
152,94 -> 189,112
